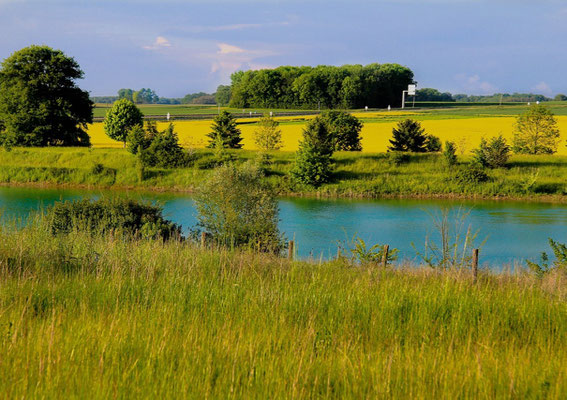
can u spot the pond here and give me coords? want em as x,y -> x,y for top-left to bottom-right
1,186 -> 566,268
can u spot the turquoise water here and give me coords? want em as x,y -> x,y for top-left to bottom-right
1,186 -> 567,267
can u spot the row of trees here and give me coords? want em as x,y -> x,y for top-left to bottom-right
415,89 -> 558,103
229,63 -> 414,109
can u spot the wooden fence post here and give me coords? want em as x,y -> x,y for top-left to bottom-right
288,240 -> 295,260
472,248 -> 479,282
382,245 -> 389,267
200,232 -> 206,249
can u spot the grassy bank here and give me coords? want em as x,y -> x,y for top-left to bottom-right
0,220 -> 566,398
1,147 -> 567,201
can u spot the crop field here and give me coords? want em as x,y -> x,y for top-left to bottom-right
87,111 -> 567,155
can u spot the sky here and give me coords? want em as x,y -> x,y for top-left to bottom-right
1,0 -> 566,98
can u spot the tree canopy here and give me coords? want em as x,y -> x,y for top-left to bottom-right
0,45 -> 93,146
103,99 -> 144,144
320,111 -> 363,151
229,63 -> 414,109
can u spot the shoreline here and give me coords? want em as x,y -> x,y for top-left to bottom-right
2,180 -> 567,204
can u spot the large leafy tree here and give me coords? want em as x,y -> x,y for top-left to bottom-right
513,105 -> 560,154
207,111 -> 242,149
388,119 -> 428,152
291,116 -> 334,186
103,99 -> 144,145
0,45 -> 93,147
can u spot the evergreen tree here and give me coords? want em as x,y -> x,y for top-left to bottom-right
388,119 -> 427,152
207,111 -> 242,149
291,117 -> 334,186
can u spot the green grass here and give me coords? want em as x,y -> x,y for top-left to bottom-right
1,219 -> 566,398
1,147 -> 567,201
92,102 -> 567,121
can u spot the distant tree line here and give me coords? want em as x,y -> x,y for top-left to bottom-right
415,88 -> 559,103
228,63 -> 415,109
92,89 -> 219,105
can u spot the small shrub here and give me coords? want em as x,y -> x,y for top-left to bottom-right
126,125 -> 150,154
473,135 -> 510,168
443,141 -> 457,166
527,238 -> 567,278
47,198 -> 182,240
425,135 -> 442,152
194,163 -> 285,254
388,151 -> 410,166
90,163 -> 105,175
139,123 -> 192,168
345,236 -> 398,266
454,164 -> 489,185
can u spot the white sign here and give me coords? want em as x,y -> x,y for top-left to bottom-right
166,112 -> 170,121
408,84 -> 416,96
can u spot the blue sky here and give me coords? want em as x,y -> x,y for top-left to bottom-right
1,0 -> 566,97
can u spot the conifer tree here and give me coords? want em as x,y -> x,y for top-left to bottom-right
291,117 -> 334,186
207,111 -> 242,149
388,119 -> 427,152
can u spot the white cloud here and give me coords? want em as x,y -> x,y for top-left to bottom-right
217,43 -> 245,55
143,36 -> 171,50
533,81 -> 552,96
454,73 -> 498,94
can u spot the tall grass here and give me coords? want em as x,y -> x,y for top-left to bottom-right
1,217 -> 566,398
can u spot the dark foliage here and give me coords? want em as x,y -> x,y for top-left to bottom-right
47,198 -> 182,240
389,119 -> 428,152
0,45 -> 93,147
207,111 -> 242,149
291,117 -> 334,186
320,111 -> 363,151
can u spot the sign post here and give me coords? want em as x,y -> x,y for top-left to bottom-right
401,84 -> 417,109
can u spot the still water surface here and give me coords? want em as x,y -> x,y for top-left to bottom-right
1,186 -> 567,267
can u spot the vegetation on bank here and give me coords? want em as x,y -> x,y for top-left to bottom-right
2,147 -> 567,200
0,216 -> 566,398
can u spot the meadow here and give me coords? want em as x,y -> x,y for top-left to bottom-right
0,218 -> 566,398
2,147 -> 567,200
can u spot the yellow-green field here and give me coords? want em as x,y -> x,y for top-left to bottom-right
87,112 -> 567,155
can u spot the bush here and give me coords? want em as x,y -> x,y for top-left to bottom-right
454,164 -> 490,185
425,135 -> 442,152
291,117 -> 334,186
126,125 -> 148,154
194,163 -> 285,253
527,238 -> 567,278
139,123 -> 191,168
473,135 -> 510,168
443,141 -> 457,166
320,111 -> 363,151
387,151 -> 410,166
47,198 -> 182,240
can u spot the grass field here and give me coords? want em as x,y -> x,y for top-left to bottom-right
88,107 -> 567,155
1,220 -> 566,398
2,147 -> 567,200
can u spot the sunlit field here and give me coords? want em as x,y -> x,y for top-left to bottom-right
87,114 -> 567,155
